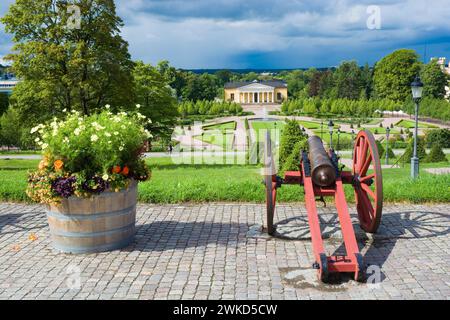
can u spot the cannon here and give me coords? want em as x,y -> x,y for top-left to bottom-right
264,130 -> 383,282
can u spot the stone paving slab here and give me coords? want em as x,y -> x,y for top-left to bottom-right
0,202 -> 449,300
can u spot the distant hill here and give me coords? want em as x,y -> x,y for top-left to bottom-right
186,67 -> 337,75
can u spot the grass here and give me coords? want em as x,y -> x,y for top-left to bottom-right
364,119 -> 383,125
203,121 -> 237,132
297,120 -> 320,129
194,132 -> 235,150
1,157 -> 449,204
395,119 -> 438,129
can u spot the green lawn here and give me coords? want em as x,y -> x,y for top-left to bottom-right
1,157 -> 448,204
297,120 -> 320,129
395,119 -> 438,129
194,132 -> 235,150
203,121 -> 237,132
364,119 -> 383,125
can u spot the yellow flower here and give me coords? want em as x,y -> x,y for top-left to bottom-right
54,160 -> 64,171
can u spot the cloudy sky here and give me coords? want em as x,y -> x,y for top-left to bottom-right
1,0 -> 450,69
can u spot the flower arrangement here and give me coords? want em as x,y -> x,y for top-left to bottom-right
27,106 -> 152,205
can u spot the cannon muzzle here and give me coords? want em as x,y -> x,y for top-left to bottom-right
307,136 -> 336,187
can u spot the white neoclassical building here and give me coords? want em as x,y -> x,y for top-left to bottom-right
224,80 -> 288,104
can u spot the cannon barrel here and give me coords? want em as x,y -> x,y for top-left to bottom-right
307,136 -> 337,187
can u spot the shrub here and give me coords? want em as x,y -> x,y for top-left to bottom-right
26,108 -> 152,205
426,144 -> 447,163
281,139 -> 308,173
402,137 -> 427,161
279,120 -> 307,168
425,129 -> 450,148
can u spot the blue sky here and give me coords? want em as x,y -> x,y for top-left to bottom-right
1,0 -> 450,69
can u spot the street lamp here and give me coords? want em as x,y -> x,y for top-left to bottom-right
351,130 -> 355,159
321,121 -> 324,140
328,120 -> 334,149
385,127 -> 390,165
410,76 -> 423,179
337,128 -> 341,153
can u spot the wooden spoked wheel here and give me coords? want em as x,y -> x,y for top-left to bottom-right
264,131 -> 277,235
352,130 -> 383,233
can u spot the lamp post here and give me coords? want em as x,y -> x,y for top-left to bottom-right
385,127 -> 390,165
410,76 -> 423,179
337,128 -> 341,153
328,120 -> 334,150
351,130 -> 355,159
321,121 -> 324,140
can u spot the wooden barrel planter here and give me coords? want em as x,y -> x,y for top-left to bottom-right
46,181 -> 137,254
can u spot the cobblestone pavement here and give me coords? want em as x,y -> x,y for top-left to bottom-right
0,203 -> 449,300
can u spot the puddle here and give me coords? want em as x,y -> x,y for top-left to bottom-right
280,267 -> 363,292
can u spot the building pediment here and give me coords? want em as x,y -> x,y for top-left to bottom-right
238,83 -> 275,92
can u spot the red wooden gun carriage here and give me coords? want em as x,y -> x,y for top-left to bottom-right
263,130 -> 383,282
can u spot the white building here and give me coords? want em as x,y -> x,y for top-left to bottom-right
0,79 -> 18,95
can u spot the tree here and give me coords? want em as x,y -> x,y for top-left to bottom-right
373,49 -> 422,101
334,61 -> 364,100
425,144 -> 447,163
215,70 -> 234,86
1,0 -> 135,125
0,93 -> 9,116
182,73 -> 219,101
0,107 -> 21,148
402,137 -> 427,161
279,120 -> 307,168
133,61 -> 178,139
420,59 -> 448,99
425,129 -> 450,148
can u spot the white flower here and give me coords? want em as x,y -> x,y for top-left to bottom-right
91,134 -> 99,142
102,174 -> 109,181
63,137 -> 69,144
34,137 -> 40,142
105,104 -> 111,109
136,112 -> 146,119
113,131 -> 119,136
119,146 -> 124,151
108,141 -> 112,144
136,104 -> 141,109
147,119 -> 153,124
144,130 -> 153,139
30,126 -> 40,134
74,128 -> 81,136
41,143 -> 48,150
62,108 -> 67,113
105,132 -> 111,137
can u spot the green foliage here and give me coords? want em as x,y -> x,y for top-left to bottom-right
373,49 -> 422,101
178,100 -> 243,117
279,120 -> 307,168
0,107 -> 21,148
334,61 -> 365,99
426,144 -> 447,163
26,109 -> 151,204
181,73 -> 219,101
133,61 -> 179,139
2,0 -> 135,124
421,59 -> 448,99
0,93 -> 8,116
402,137 -> 427,161
281,139 -> 308,173
425,129 -> 450,148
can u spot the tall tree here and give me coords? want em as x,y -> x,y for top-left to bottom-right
334,61 -> 364,100
420,59 -> 448,99
182,73 -> 219,101
373,49 -> 422,101
133,61 -> 178,139
1,0 -> 134,124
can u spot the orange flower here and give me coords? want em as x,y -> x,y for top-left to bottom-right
54,160 -> 64,171
121,166 -> 129,176
112,166 -> 122,174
